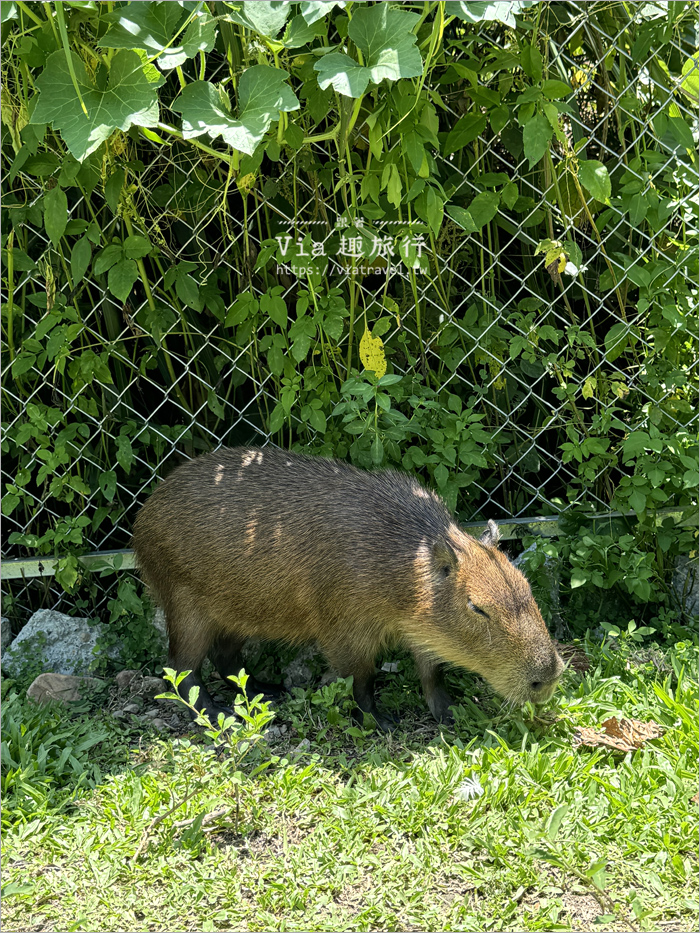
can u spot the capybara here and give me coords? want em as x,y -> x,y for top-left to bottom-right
133,446 -> 563,728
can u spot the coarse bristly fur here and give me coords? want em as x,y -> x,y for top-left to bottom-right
133,446 -> 564,730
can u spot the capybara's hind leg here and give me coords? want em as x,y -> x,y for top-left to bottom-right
322,639 -> 397,732
166,598 -> 229,721
210,634 -> 284,700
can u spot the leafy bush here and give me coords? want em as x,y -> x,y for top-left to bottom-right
1,1 -> 697,633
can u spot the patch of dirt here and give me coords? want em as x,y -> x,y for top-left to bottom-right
561,892 -> 604,930
433,874 -> 478,912
334,872 -> 375,913
242,821 -> 312,859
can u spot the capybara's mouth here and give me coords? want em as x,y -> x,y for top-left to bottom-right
528,680 -> 559,704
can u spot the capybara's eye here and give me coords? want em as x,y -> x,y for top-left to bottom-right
468,600 -> 489,618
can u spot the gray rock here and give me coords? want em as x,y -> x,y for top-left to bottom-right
113,709 -> 129,720
283,643 -> 325,689
152,608 -> 168,639
142,707 -> 160,719
169,714 -> 181,729
673,556 -> 699,618
1,617 -> 12,651
263,724 -> 288,740
123,702 -> 142,715
139,676 -> 167,698
2,610 -> 117,678
27,673 -> 104,705
151,718 -> 170,731
115,669 -> 139,690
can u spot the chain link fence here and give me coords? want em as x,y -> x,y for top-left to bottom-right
2,0 -> 698,628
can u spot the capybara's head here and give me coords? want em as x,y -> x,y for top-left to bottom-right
414,520 -> 564,706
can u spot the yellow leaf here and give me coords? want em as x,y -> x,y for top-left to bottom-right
581,376 -> 596,399
359,329 -> 387,379
236,173 -> 256,193
545,247 -> 566,273
571,67 -> 593,90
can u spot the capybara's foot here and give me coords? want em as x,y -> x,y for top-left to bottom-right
427,687 -> 455,725
247,677 -> 285,700
189,702 -> 235,726
352,706 -> 400,733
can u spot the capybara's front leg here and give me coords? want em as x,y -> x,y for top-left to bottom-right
322,637 -> 399,732
414,653 -> 455,724
173,667 -> 232,722
351,667 -> 399,732
210,635 -> 284,700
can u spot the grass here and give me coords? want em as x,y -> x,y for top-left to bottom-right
1,633 -> 698,933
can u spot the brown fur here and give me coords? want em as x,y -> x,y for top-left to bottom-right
132,447 -> 563,728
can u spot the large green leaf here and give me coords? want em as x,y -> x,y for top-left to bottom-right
314,52 -> 370,98
314,4 -> 422,98
102,2 -> 217,71
43,185 -> 68,247
467,191 -> 500,228
447,191 -> 500,232
523,112 -> 553,167
31,50 -> 160,161
108,259 -> 139,302
172,66 -> 299,156
678,53 -> 699,103
446,204 -> 477,233
300,1 -> 346,24
1,2 -> 17,24
578,159 -> 611,202
224,1 -> 290,38
444,113 -> 487,155
445,1 -> 537,28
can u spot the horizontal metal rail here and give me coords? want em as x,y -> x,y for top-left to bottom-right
1,508 -> 694,581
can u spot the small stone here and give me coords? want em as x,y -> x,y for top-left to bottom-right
123,702 -> 142,715
142,708 -> 160,719
139,676 -> 167,698
293,738 -> 311,756
151,718 -> 170,730
27,673 -> 103,706
115,669 -> 139,690
169,714 -> 181,729
113,710 -> 128,720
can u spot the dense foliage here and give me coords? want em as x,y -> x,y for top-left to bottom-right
1,1 -> 697,635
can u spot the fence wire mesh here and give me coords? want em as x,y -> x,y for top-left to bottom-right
1,0 -> 698,627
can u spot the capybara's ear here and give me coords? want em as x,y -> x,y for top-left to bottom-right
479,519 -> 500,548
433,539 -> 458,577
